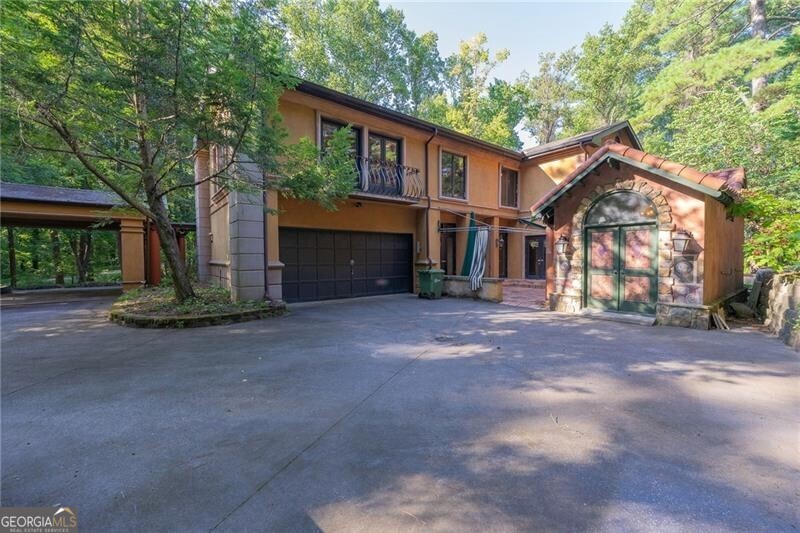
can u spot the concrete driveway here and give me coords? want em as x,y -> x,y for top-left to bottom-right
1,295 -> 798,531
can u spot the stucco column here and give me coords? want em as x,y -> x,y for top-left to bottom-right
487,216 -> 500,278
264,189 -> 283,302
228,155 -> 266,302
506,228 -> 523,279
194,143 -> 211,283
416,207 -> 440,268
119,217 -> 145,291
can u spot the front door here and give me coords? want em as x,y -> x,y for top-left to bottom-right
525,235 -> 546,279
586,224 -> 657,314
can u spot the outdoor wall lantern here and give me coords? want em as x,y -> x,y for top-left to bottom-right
555,234 -> 570,255
672,229 -> 693,253
497,236 -> 505,248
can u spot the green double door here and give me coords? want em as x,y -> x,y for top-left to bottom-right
585,224 -> 658,314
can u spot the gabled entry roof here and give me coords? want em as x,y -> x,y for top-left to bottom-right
529,143 -> 746,216
521,121 -> 641,159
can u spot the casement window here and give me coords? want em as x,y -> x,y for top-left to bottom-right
441,151 -> 467,200
368,133 -> 401,165
500,167 -> 519,208
320,119 -> 362,157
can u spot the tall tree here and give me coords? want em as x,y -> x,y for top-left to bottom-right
3,0 -> 356,302
280,0 -> 444,113
520,49 -> 577,144
417,33 -> 522,148
570,22 -> 657,133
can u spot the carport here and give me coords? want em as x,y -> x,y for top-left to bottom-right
0,182 -> 191,291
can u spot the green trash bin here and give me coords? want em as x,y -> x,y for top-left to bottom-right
418,269 -> 444,299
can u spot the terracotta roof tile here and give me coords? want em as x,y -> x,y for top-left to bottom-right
641,153 -> 664,168
529,143 -> 746,215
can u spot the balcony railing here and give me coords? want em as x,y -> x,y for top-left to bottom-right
355,157 -> 424,200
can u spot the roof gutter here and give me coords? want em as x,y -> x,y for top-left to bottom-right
424,127 -> 438,269
294,81 -> 521,160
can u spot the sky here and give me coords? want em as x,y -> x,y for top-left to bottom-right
384,1 -> 633,82
382,1 -> 632,147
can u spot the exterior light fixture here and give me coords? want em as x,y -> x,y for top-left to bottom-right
555,234 -> 570,255
672,229 -> 693,253
497,236 -> 505,248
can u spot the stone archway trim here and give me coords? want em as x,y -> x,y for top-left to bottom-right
557,178 -> 676,307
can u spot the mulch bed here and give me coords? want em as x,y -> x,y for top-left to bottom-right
109,285 -> 286,328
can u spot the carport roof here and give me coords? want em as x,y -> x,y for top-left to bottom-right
0,182 -> 122,207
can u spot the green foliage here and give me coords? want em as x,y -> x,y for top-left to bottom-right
280,0 -> 444,114
729,190 -> 800,272
519,49 -> 577,144
417,33 -> 522,149
1,0 -> 358,299
570,23 -> 655,133
0,227 -> 120,288
278,127 -> 359,210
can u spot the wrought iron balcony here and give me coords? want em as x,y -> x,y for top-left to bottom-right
354,157 -> 424,200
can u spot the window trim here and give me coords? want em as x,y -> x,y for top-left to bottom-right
439,148 -> 468,201
319,116 -> 363,157
367,131 -> 403,166
499,166 -> 520,209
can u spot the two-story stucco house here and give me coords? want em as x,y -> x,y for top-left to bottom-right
194,80 -> 746,328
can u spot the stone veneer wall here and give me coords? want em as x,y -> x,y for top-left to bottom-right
765,273 -> 800,350
227,155 -> 266,302
549,177 -> 714,329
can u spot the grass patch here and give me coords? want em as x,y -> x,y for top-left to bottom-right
111,285 -> 285,328
115,285 -> 271,316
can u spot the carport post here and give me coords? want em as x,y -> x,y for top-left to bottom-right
119,217 -> 146,291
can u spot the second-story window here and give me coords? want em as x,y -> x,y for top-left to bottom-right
500,167 -> 519,208
321,119 -> 361,157
368,133 -> 401,166
441,151 -> 467,199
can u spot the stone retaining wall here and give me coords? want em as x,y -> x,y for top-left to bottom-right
765,273 -> 800,350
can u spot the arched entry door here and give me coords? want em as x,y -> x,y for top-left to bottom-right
584,191 -> 658,314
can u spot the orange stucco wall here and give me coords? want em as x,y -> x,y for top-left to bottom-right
703,199 -> 744,302
520,149 -> 587,215
275,89 -> 534,283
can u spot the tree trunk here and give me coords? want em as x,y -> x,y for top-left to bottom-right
750,0 -> 767,111
80,232 -> 92,282
68,233 -> 91,284
31,228 -> 40,270
7,227 -> 17,288
147,196 -> 195,302
50,230 -> 65,286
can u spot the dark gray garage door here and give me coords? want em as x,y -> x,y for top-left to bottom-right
280,228 -> 413,303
